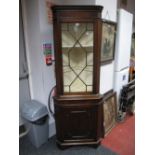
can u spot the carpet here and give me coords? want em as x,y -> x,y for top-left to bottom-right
101,115 -> 135,155
20,136 -> 118,155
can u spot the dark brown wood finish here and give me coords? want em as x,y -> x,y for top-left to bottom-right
52,5 -> 104,148
54,96 -> 103,147
53,5 -> 103,95
93,19 -> 102,93
53,14 -> 63,95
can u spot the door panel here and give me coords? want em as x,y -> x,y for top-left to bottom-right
55,103 -> 98,142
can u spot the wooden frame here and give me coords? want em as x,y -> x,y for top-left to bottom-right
52,5 -> 104,148
103,90 -> 117,136
101,20 -> 117,65
53,5 -> 103,95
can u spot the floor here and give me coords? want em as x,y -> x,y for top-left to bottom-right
19,115 -> 134,155
101,115 -> 135,155
19,135 -> 118,155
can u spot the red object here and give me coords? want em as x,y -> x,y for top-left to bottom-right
45,55 -> 52,65
51,86 -> 56,97
101,115 -> 135,155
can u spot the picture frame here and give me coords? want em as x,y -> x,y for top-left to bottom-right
101,20 -> 117,65
103,90 -> 117,136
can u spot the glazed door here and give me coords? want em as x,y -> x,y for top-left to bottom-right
61,22 -> 94,94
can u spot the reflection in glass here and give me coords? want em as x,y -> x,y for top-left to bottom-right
62,23 -> 94,93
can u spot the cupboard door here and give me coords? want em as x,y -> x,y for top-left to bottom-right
55,104 -> 98,141
61,23 -> 94,93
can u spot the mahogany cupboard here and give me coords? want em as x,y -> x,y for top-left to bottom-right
52,5 -> 104,148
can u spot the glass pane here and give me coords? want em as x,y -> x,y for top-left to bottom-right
87,86 -> 92,92
79,66 -> 93,85
64,86 -> 69,93
62,31 -> 75,48
79,31 -> 93,47
70,78 -> 86,92
70,44 -> 86,74
69,23 -> 86,40
61,23 -> 94,93
63,66 -> 76,86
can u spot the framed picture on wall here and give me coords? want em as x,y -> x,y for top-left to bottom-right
103,90 -> 117,136
101,20 -> 117,64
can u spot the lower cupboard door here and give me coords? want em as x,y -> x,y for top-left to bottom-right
55,105 -> 98,141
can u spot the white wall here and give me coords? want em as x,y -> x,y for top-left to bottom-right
22,0 -> 45,103
100,62 -> 114,94
96,0 -> 117,22
21,0 -> 61,137
38,0 -> 56,111
96,0 -> 117,94
38,0 -> 63,136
